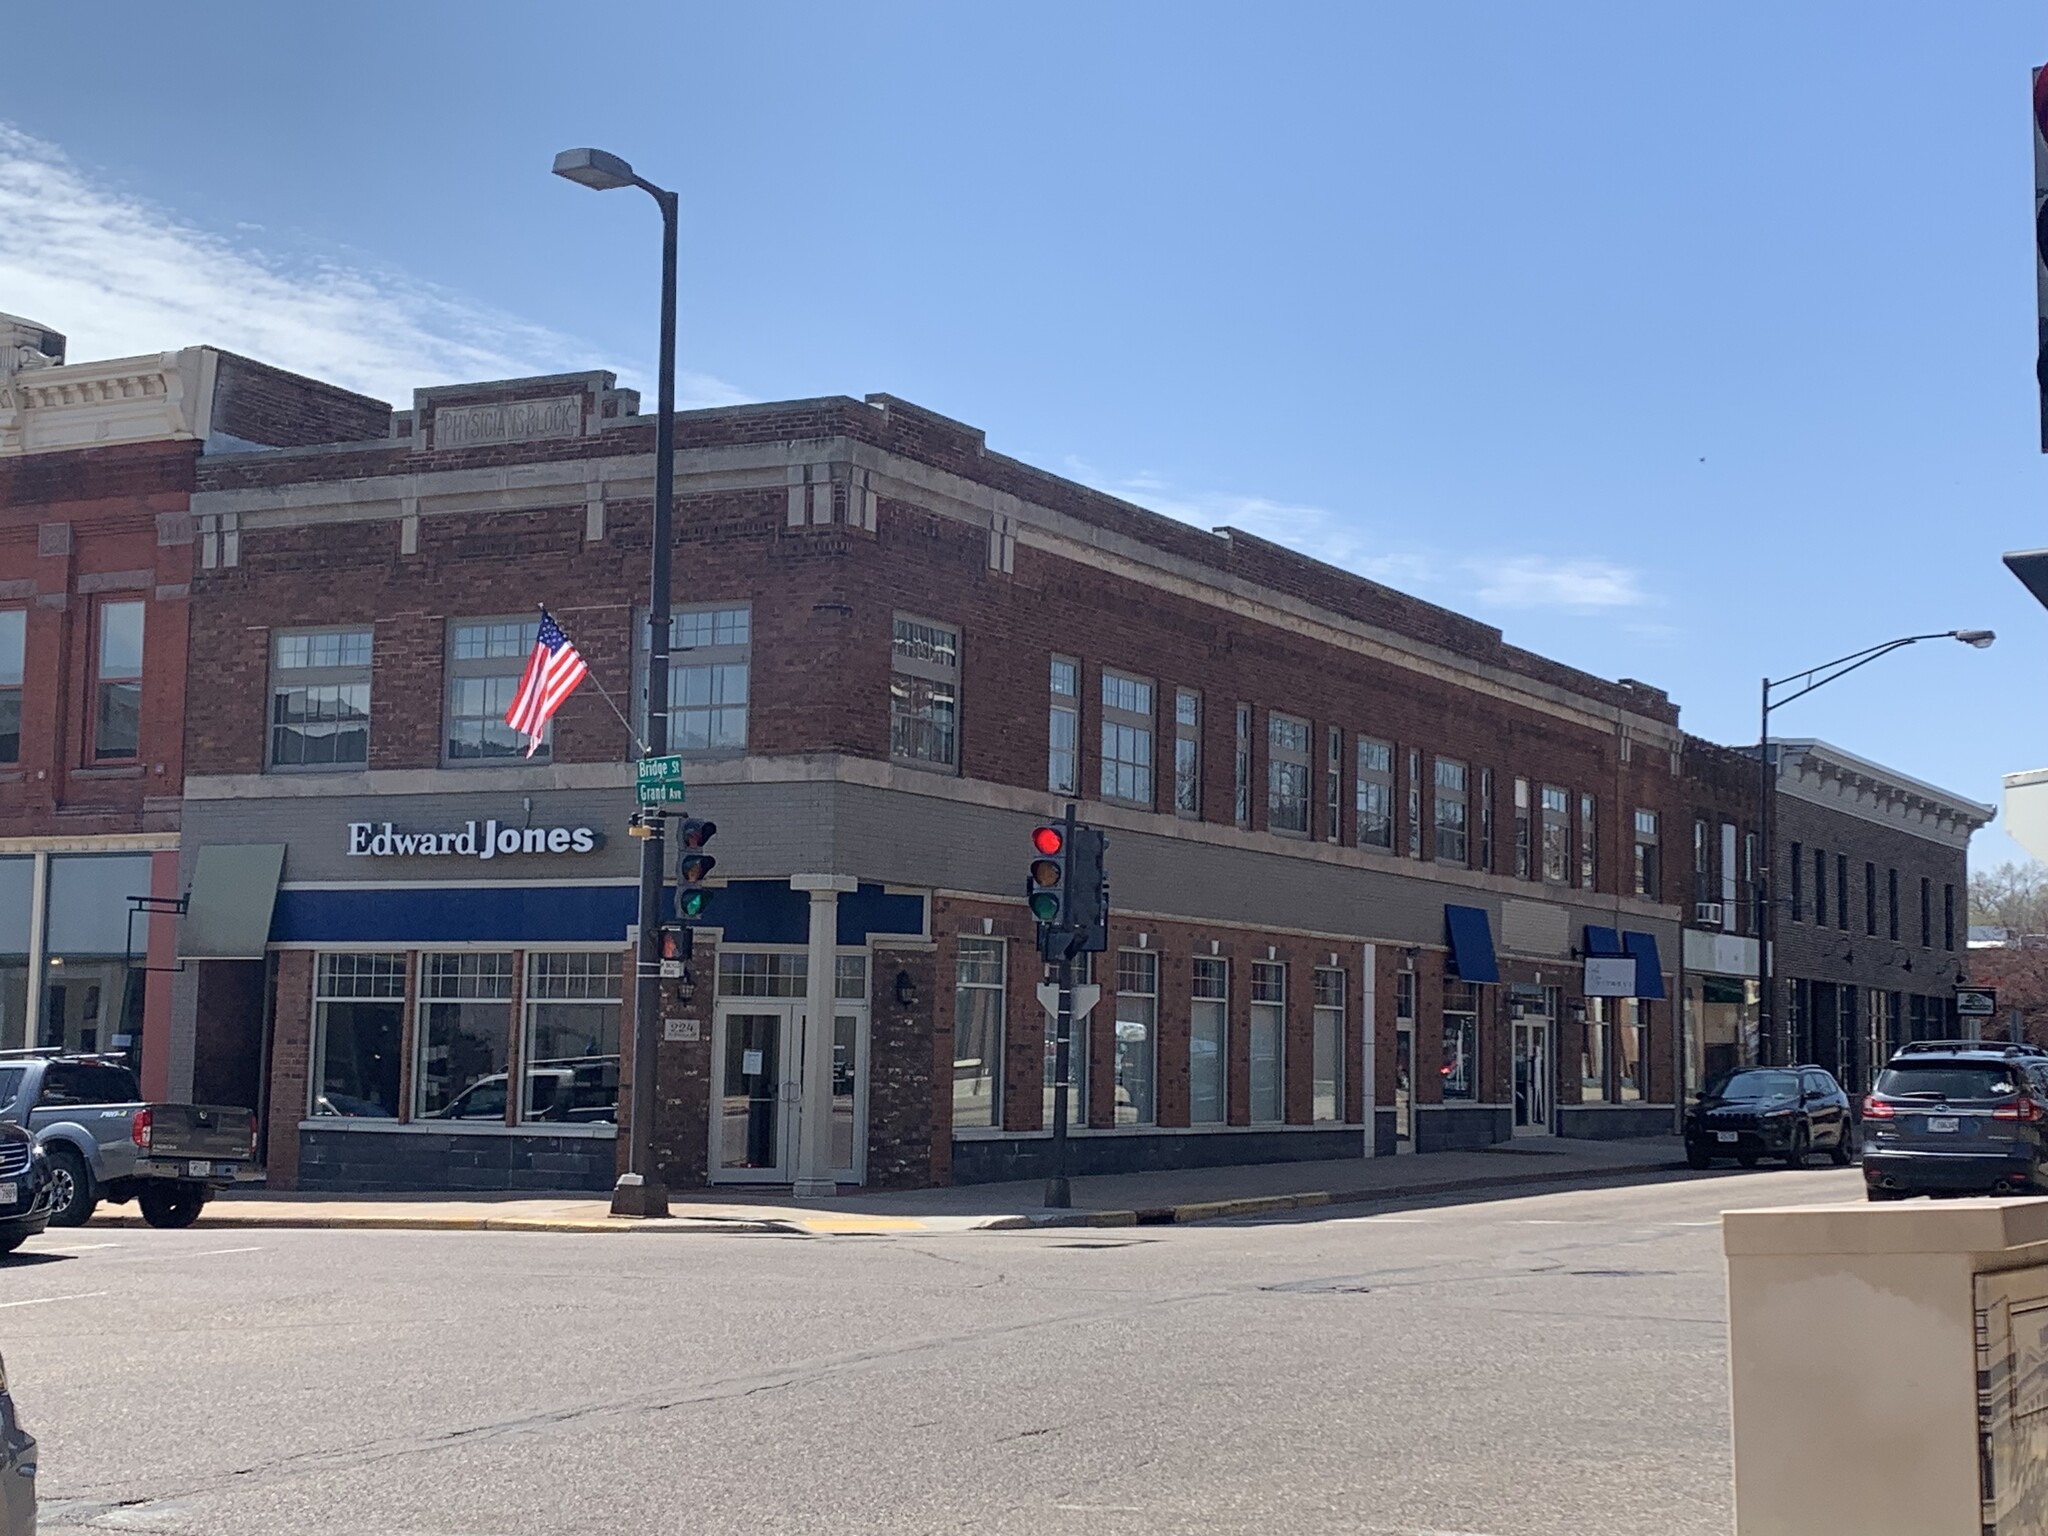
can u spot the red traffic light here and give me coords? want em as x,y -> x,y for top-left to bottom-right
1032,826 -> 1064,856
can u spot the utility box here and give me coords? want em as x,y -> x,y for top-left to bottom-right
1725,1200 -> 2048,1535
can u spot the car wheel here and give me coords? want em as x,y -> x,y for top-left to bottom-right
137,1186 -> 206,1230
46,1145 -> 97,1228
1686,1145 -> 1713,1171
1867,1186 -> 1907,1202
1736,1151 -> 1760,1169
1831,1125 -> 1857,1166
1784,1127 -> 1811,1169
0,1231 -> 23,1256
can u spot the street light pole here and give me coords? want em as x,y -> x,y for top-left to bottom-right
1754,629 -> 1993,1070
554,148 -> 679,1219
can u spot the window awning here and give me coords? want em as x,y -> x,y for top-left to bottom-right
1444,904 -> 1500,984
178,844 -> 286,960
1584,925 -> 1624,957
1622,930 -> 1667,1000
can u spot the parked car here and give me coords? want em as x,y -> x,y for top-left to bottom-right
0,1352 -> 34,1536
1861,1041 -> 2048,1201
1684,1065 -> 1856,1169
0,1124 -> 54,1258
0,1051 -> 260,1229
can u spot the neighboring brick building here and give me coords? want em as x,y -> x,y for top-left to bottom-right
0,315 -> 386,1099
1765,739 -> 1992,1096
176,372 -> 1691,1192
1676,736 -> 1765,1093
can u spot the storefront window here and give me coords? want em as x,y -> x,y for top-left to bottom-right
1043,952 -> 1089,1131
1190,958 -> 1229,1125
1617,1000 -> 1646,1101
414,952 -> 513,1119
1313,968 -> 1345,1123
1250,962 -> 1286,1122
717,952 -> 806,997
953,939 -> 1005,1130
0,857 -> 29,1049
1685,976 -> 1754,1096
1441,982 -> 1479,1100
42,854 -> 154,1056
1114,950 -> 1157,1126
312,953 -> 405,1118
1582,998 -> 1611,1103
521,952 -> 622,1123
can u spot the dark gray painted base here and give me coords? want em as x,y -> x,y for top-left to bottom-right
1415,1105 -> 1511,1152
1556,1105 -> 1675,1141
1374,1109 -> 1398,1157
297,1129 -> 618,1193
950,1128 -> 1370,1186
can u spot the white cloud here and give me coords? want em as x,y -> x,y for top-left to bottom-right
1065,461 -> 1650,614
1466,555 -> 1648,611
0,124 -> 746,409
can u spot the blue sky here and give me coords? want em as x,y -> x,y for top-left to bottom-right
5,4 -> 2046,867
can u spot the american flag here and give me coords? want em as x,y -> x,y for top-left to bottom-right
505,609 -> 589,758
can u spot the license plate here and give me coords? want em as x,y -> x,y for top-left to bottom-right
187,1160 -> 212,1177
1716,1131 -> 1739,1143
0,1182 -> 15,1205
1927,1117 -> 1959,1134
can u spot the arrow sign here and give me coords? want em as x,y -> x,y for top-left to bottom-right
1035,982 -> 1102,1023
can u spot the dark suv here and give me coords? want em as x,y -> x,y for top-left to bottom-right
1861,1041 -> 2048,1200
1684,1065 -> 1855,1169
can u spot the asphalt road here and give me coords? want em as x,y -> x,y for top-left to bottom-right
4,1166 -> 1864,1536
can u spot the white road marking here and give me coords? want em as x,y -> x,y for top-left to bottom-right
1356,1216 -> 1432,1223
0,1290 -> 107,1309
1512,1218 -> 1583,1224
35,1241 -> 121,1252
1674,1220 -> 1721,1227
189,1246 -> 264,1257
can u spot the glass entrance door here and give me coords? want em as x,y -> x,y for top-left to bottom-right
1513,1018 -> 1552,1135
1394,1019 -> 1415,1153
831,1010 -> 867,1184
713,1007 -> 794,1182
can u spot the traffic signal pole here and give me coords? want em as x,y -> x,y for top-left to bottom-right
1046,948 -> 1075,1210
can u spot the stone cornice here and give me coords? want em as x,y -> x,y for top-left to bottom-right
0,348 -> 215,456
1772,738 -> 1993,848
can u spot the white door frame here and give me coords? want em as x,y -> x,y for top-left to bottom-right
1513,1015 -> 1553,1136
709,1000 -> 800,1184
829,1003 -> 870,1186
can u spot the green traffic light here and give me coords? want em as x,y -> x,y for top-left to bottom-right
1028,892 -> 1060,922
680,890 -> 709,919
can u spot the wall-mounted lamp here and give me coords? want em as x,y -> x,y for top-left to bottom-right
894,969 -> 918,1008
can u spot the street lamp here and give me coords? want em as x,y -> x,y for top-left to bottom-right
1755,629 -> 1994,1066
553,146 -> 679,1219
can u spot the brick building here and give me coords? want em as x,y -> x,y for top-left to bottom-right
173,371 -> 1691,1193
0,315 -> 386,1097
1676,736 -> 1765,1093
1765,739 -> 1992,1096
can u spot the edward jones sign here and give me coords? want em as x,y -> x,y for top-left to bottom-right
347,820 -> 599,860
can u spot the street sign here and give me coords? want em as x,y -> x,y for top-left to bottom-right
659,959 -> 685,980
1956,987 -> 1999,1018
1035,982 -> 1102,1023
636,755 -> 686,806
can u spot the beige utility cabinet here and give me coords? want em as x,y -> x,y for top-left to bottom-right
1725,1199 -> 2048,1536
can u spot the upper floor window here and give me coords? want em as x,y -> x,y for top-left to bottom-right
0,608 -> 22,765
1478,768 -> 1495,872
1579,793 -> 1597,890
1539,784 -> 1569,883
1356,738 -> 1394,849
1048,657 -> 1079,794
447,618 -> 542,764
663,605 -> 749,752
890,615 -> 959,770
1433,757 -> 1468,864
1407,749 -> 1424,858
270,629 -> 371,770
1268,713 -> 1311,835
1324,726 -> 1342,843
1233,704 -> 1253,827
1864,861 -> 1878,938
1099,670 -> 1154,807
93,599 -> 144,761
1174,688 -> 1201,816
1887,867 -> 1899,940
1791,841 -> 1804,921
1515,778 -> 1533,879
1632,809 -> 1659,899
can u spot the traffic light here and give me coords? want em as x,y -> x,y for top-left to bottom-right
658,923 -> 693,964
1065,826 -> 1109,953
1027,824 -> 1067,925
675,818 -> 718,921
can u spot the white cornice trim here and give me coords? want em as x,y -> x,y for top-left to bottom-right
0,348 -> 212,456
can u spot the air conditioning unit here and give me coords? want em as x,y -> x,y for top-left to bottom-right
1694,902 -> 1724,926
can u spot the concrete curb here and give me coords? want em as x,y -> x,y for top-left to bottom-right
989,1156 -> 1690,1230
84,1156 -> 1688,1236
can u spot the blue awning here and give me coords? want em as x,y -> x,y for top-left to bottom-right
1584,925 -> 1624,957
1444,904 -> 1500,984
1622,930 -> 1666,999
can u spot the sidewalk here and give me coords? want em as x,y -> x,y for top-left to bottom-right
91,1135 -> 1689,1237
